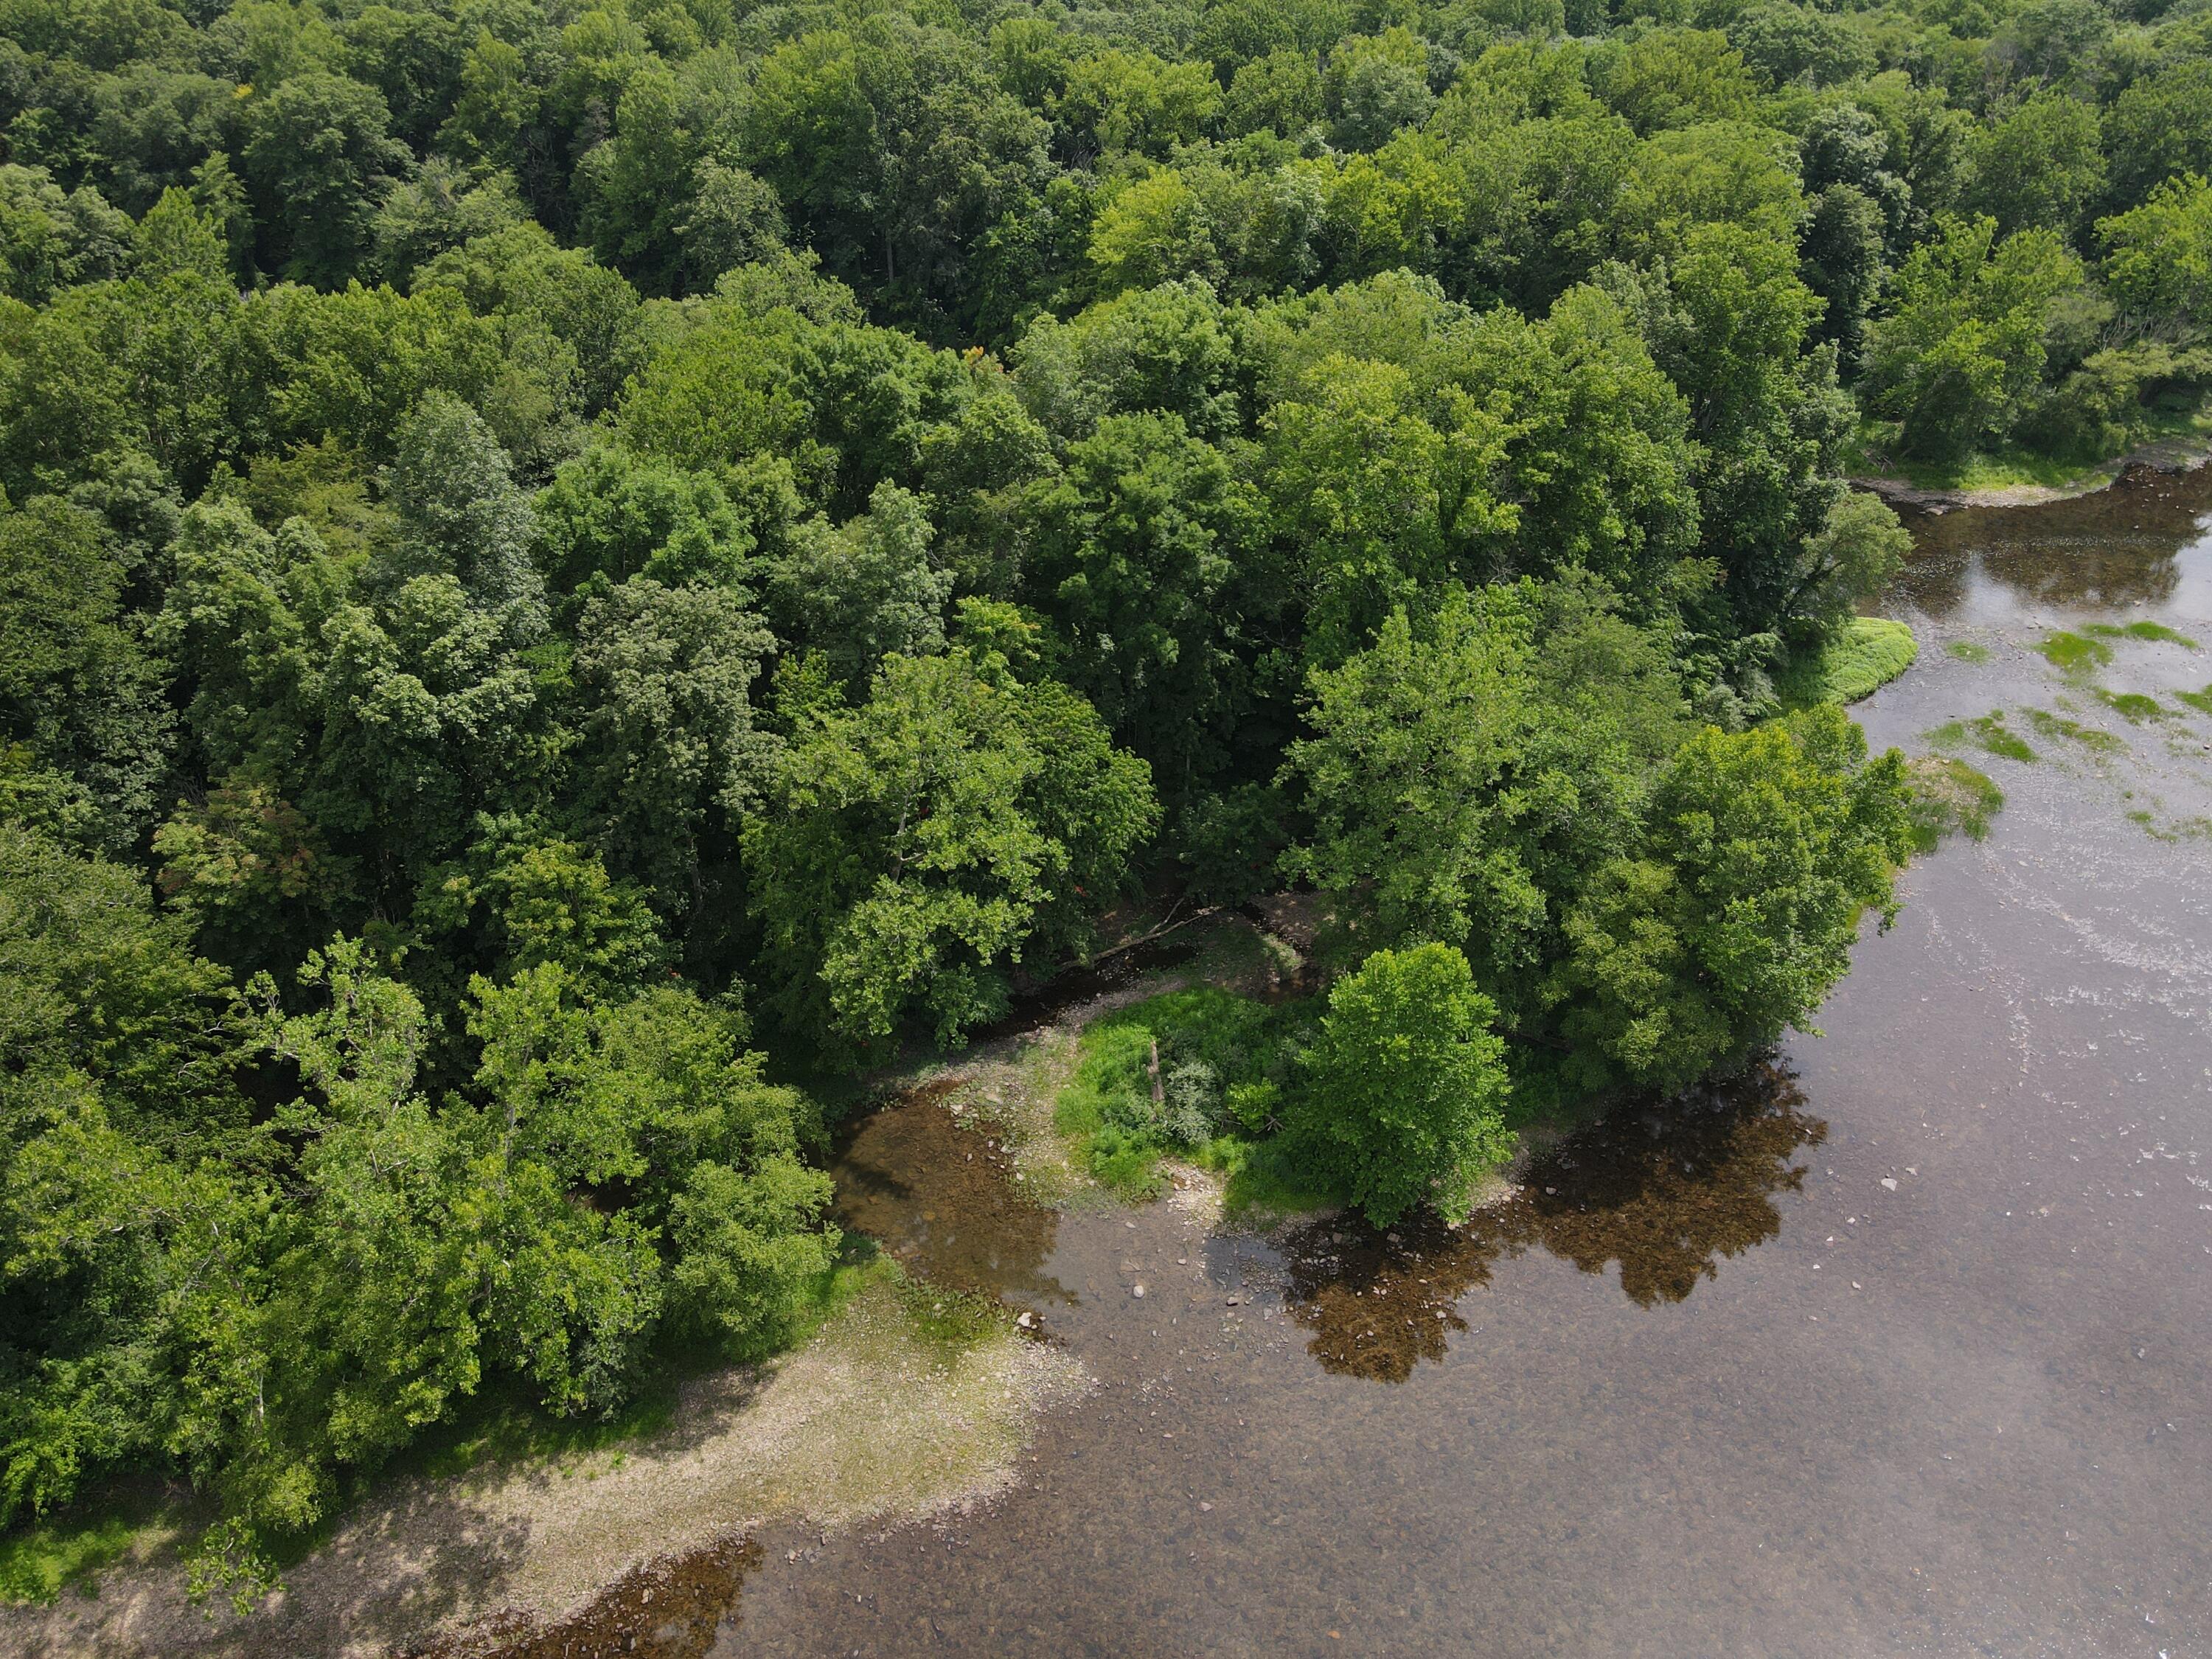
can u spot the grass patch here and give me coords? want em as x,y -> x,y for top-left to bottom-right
1905,756 -> 2006,851
887,1262 -> 1012,1350
1944,640 -> 1992,663
1776,617 -> 1919,709
2084,620 -> 2201,648
2096,689 -> 2167,723
1192,1133 -> 1340,1222
2037,630 -> 2113,673
2021,706 -> 2128,756
2174,685 -> 2212,715
1054,987 -> 1313,1200
0,1494 -> 181,1606
1930,712 -> 2035,762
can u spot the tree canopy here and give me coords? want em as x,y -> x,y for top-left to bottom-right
0,0 -> 2140,1593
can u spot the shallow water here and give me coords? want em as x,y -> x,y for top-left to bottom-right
827,1081 -> 1066,1304
508,468 -> 2212,1658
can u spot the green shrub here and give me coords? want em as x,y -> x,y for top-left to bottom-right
1225,1079 -> 1282,1134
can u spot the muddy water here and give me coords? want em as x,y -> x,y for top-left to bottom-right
580,467 -> 2212,1656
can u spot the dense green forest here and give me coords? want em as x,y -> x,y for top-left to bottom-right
2,0 -> 2202,1601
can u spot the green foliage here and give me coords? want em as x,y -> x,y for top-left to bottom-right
746,650 -> 1158,1055
1546,705 -> 1914,1095
1961,94 -> 2104,238
1189,1133 -> 1341,1222
0,1500 -> 157,1604
1054,986 -> 1310,1196
1864,218 -> 2087,461
1785,496 -> 1914,635
242,74 -> 413,285
3,0 -> 2187,1589
2101,173 -> 2212,328
1290,944 -> 1514,1227
0,496 -> 172,851
1286,577 -> 1689,1030
1060,990 -> 1295,1138
534,445 -> 756,599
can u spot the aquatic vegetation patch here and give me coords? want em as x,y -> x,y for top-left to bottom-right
1944,640 -> 1992,663
2096,689 -> 2167,722
2037,630 -> 2113,672
1905,756 -> 2005,851
2020,707 -> 2128,756
2130,811 -> 2212,842
2084,620 -> 2200,648
888,1265 -> 1015,1352
1929,712 -> 2034,762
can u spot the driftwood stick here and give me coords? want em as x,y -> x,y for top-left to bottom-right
1091,901 -> 1225,963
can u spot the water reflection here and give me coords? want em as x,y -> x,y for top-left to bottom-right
1887,462 -> 2212,623
1279,1062 -> 1826,1382
401,1537 -> 758,1659
830,1082 -> 1066,1302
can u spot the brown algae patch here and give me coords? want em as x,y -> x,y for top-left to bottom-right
402,1537 -> 762,1659
1,1279 -> 1088,1659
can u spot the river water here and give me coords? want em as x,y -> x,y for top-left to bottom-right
597,470 -> 2212,1656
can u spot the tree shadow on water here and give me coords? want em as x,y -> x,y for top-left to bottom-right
1280,1061 -> 1827,1382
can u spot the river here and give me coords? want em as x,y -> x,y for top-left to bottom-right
594,468 -> 2212,1657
